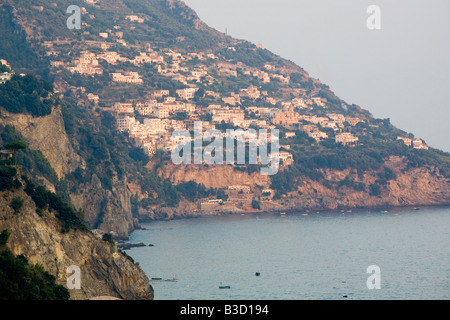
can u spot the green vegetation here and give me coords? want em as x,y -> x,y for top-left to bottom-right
0,125 -> 59,187
0,62 -> 11,73
0,4 -> 50,78
0,166 -> 19,191
0,229 -> 10,246
251,199 -> 261,210
102,233 -> 115,244
0,229 -> 70,300
23,177 -> 87,233
10,197 -> 24,214
0,74 -> 55,117
216,42 -> 276,68
4,141 -> 27,151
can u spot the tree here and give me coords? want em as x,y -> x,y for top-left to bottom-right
102,233 -> 114,244
4,141 -> 27,165
251,199 -> 261,210
5,141 -> 27,150
10,197 -> 24,214
0,229 -> 10,246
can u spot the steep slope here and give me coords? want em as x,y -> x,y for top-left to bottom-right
0,168 -> 153,300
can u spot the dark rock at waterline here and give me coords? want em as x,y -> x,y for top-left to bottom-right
117,242 -> 146,250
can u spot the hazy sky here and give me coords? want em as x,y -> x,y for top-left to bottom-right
183,0 -> 450,152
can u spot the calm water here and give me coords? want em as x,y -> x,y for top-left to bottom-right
126,207 -> 450,300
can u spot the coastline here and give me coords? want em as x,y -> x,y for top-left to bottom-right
128,201 -> 450,236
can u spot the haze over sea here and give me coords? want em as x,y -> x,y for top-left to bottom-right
126,207 -> 450,300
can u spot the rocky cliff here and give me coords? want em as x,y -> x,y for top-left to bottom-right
0,106 -> 136,239
135,156 -> 450,219
0,170 -> 153,300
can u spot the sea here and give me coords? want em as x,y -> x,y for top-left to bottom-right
125,206 -> 450,300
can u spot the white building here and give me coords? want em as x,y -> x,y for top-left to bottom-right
176,88 -> 199,100
117,116 -> 136,132
335,132 -> 359,146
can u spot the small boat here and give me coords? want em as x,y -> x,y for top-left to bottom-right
302,213 -> 308,216
151,277 -> 162,280
219,285 -> 231,289
280,212 -> 286,215
152,281 -> 161,284
255,272 -> 261,276
165,278 -> 179,282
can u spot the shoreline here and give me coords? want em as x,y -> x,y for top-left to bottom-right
129,202 -> 450,235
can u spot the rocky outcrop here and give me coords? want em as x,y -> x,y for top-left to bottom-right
158,162 -> 270,189
0,173 -> 153,300
0,107 -> 82,179
141,157 -> 450,219
69,173 -> 138,239
0,107 -> 136,238
274,161 -> 450,211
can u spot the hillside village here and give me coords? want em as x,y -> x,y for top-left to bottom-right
0,1 -> 432,216
10,2 -> 421,163
39,23 -> 430,162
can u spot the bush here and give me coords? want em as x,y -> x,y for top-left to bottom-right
24,179 -> 87,232
0,229 -> 10,246
251,200 -> 261,210
369,184 -> 382,197
102,233 -> 114,244
0,248 -> 70,300
0,166 -> 17,191
10,197 -> 24,214
0,74 -> 55,117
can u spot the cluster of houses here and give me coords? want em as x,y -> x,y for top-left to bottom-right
0,59 -> 13,84
108,85 -> 368,162
397,136 -> 429,150
12,10 -> 431,168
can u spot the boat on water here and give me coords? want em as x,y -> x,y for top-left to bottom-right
151,277 -> 162,280
280,212 -> 286,215
219,285 -> 231,289
165,278 -> 179,282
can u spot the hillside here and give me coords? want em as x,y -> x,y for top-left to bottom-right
1,0 -> 450,235
0,166 -> 153,300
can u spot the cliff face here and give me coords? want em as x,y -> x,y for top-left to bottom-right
0,107 -> 136,238
284,164 -> 450,211
69,173 -> 138,239
136,156 -> 450,219
0,107 -> 81,179
158,162 -> 270,189
0,173 -> 153,300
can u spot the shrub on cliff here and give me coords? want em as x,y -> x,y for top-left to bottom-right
10,197 -> 24,214
0,166 -> 17,191
0,236 -> 70,300
23,178 -> 88,233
